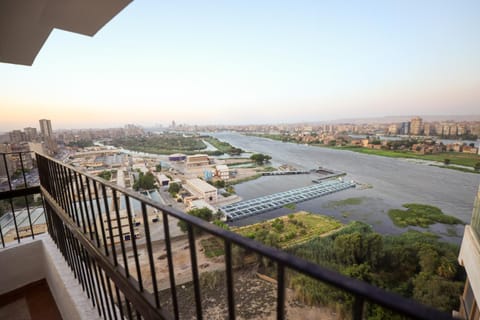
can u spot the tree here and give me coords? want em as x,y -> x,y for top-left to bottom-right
178,207 -> 214,233
443,158 -> 451,165
98,170 -> 112,181
133,172 -> 156,191
213,180 -> 225,188
155,163 -> 162,172
168,182 -> 181,195
250,153 -> 272,165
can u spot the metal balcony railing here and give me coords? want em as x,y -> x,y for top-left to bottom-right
0,152 -> 43,246
1,152 -> 455,320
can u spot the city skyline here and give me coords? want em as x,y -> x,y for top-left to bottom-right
1,1 -> 480,130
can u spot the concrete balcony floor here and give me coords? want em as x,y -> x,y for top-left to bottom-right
0,279 -> 62,320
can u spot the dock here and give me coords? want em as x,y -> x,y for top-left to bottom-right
221,179 -> 355,221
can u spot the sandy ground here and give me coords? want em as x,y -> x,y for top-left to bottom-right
124,234 -> 226,291
159,267 -> 340,320
118,233 -> 340,319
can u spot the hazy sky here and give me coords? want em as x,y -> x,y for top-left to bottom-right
1,1 -> 480,130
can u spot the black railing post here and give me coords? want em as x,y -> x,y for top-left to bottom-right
187,223 -> 203,320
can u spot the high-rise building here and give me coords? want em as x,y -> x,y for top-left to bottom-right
39,119 -> 53,139
24,127 -> 38,142
39,119 -> 57,154
9,130 -> 25,143
388,124 -> 399,135
410,117 -> 423,136
423,123 -> 434,136
400,122 -> 410,135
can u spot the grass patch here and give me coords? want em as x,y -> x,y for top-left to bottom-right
388,203 -> 463,228
283,203 -> 296,210
334,146 -> 480,168
229,174 -> 262,185
200,237 -> 224,258
233,212 -> 342,248
325,197 -> 365,208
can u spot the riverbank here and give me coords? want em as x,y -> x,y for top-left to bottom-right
247,133 -> 480,170
327,145 -> 480,170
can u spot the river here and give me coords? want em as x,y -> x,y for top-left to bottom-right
212,132 -> 480,243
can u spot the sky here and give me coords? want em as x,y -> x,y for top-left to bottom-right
1,1 -> 480,130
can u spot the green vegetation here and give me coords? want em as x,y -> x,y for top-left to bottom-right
177,208 -> 226,236
233,212 -> 342,248
67,140 -> 94,148
178,207 -> 214,234
283,203 -> 296,210
229,174 -> 262,185
285,222 -> 464,317
112,134 -> 207,154
388,204 -> 463,228
200,237 -> 225,258
325,197 -> 365,208
97,170 -> 112,181
250,153 -> 272,165
155,163 -> 162,172
203,137 -> 244,155
246,133 -> 297,143
256,166 -> 276,172
168,182 -> 181,196
333,146 -> 480,168
212,180 -> 225,188
133,172 -> 156,191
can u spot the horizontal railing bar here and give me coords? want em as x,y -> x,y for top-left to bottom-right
0,186 -> 41,200
36,153 -> 454,320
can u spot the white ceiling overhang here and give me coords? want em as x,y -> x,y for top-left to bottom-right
0,0 -> 132,66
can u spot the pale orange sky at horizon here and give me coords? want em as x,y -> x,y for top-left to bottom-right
1,1 -> 479,131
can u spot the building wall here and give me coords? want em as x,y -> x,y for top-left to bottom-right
184,178 -> 218,203
458,186 -> 480,319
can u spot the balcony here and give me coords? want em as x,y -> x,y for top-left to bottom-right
0,152 -> 455,320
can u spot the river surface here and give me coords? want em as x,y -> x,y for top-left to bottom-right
212,132 -> 480,243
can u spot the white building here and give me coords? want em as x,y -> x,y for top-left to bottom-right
183,178 -> 217,203
216,164 -> 230,181
186,154 -> 210,167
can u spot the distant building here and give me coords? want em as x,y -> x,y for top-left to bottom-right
184,178 -> 217,203
186,154 -> 210,167
400,122 -> 410,135
168,153 -> 187,162
9,130 -> 24,143
24,127 -> 38,142
423,123 -> 433,136
457,185 -> 480,319
39,119 -> 53,138
388,124 -> 399,135
156,173 -> 170,187
216,164 -> 230,181
410,117 -> 423,136
39,119 -> 57,154
96,197 -> 139,244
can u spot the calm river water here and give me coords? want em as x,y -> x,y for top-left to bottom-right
212,132 -> 480,243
